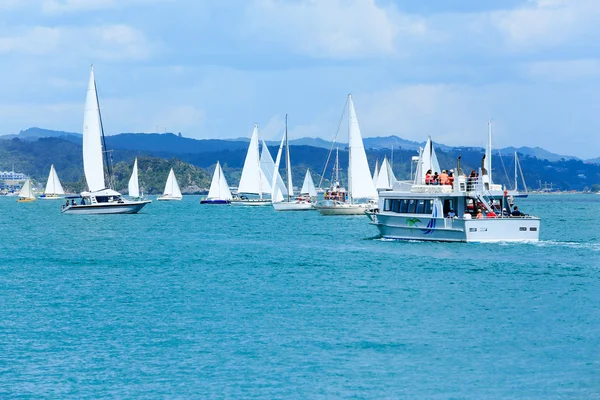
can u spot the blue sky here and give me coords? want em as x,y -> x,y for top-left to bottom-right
1,0 -> 599,158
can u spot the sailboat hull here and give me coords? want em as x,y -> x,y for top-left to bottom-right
314,204 -> 367,215
17,197 -> 36,203
157,196 -> 182,201
230,199 -> 271,206
39,194 -> 63,200
61,200 -> 151,215
200,199 -> 231,205
272,201 -> 313,211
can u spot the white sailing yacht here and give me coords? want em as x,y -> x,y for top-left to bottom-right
375,156 -> 396,190
17,179 -> 36,202
231,124 -> 273,206
128,158 -> 144,199
157,168 -> 183,201
39,164 -> 65,199
62,66 -> 151,214
201,161 -> 232,204
315,94 -> 377,215
272,115 -> 313,211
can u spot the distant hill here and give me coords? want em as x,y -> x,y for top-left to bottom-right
0,127 -> 81,142
499,146 -> 579,162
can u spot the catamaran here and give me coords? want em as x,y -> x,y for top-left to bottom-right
201,161 -> 232,204
17,179 -> 36,202
39,164 -> 65,200
157,168 -> 183,201
314,94 -> 377,215
272,115 -> 313,211
368,121 -> 540,242
231,124 -> 274,206
128,158 -> 145,200
62,66 -> 151,214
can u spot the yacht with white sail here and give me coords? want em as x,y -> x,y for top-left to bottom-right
157,168 -> 183,201
62,66 -> 151,215
368,122 -> 540,242
17,179 -> 36,202
231,124 -> 276,206
39,164 -> 65,200
201,161 -> 232,204
272,115 -> 313,211
127,158 -> 145,200
314,94 -> 377,215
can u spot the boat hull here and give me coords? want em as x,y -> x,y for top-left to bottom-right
230,199 -> 271,206
314,204 -> 367,215
61,200 -> 151,215
272,202 -> 313,211
200,199 -> 231,205
39,195 -> 63,200
157,196 -> 182,201
17,197 -> 36,203
371,213 -> 540,242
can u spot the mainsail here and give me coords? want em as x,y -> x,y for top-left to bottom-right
44,164 -> 65,195
238,124 -> 272,196
82,66 -> 106,192
347,94 -> 377,200
376,157 -> 396,190
414,137 -> 441,184
300,169 -> 317,197
207,161 -> 232,200
372,159 -> 379,187
128,158 -> 140,198
163,168 -> 182,198
19,179 -> 35,199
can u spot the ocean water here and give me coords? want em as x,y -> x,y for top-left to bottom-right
0,194 -> 599,399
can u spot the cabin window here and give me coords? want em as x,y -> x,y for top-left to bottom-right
424,200 -> 433,215
408,199 -> 416,213
416,199 -> 426,214
96,196 -> 109,203
392,199 -> 401,213
400,199 -> 409,213
443,199 -> 454,215
384,199 -> 392,212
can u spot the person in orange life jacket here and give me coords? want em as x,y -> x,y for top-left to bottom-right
425,169 -> 433,184
439,170 -> 449,185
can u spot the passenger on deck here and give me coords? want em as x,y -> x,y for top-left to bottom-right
439,170 -> 449,185
511,206 -> 524,217
65,199 -> 69,207
80,198 -> 85,205
447,209 -> 456,218
502,208 -> 510,217
463,211 -> 472,219
476,209 -> 484,219
448,170 -> 455,187
71,199 -> 76,206
425,170 -> 433,185
486,210 -> 497,218
432,172 -> 439,185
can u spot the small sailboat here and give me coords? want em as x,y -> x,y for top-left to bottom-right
375,156 -> 396,190
17,179 -> 36,202
39,164 -> 65,199
62,66 -> 151,214
157,168 -> 183,201
128,158 -> 144,200
231,124 -> 273,206
315,94 -> 377,215
272,115 -> 313,211
201,161 -> 232,204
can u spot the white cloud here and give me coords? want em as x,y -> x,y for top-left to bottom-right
243,0 -> 426,59
493,0 -> 600,50
0,24 -> 152,60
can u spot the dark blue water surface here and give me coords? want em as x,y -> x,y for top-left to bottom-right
0,195 -> 598,398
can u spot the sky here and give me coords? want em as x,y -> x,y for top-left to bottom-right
0,0 -> 599,158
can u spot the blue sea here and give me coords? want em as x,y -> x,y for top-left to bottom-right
1,194 -> 598,398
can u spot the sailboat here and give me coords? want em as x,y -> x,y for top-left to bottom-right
39,164 -> 65,199
127,158 -> 144,200
375,156 -> 396,190
17,179 -> 36,202
272,115 -> 313,211
62,66 -> 151,214
231,124 -> 273,206
201,161 -> 232,204
315,94 -> 377,215
157,168 -> 183,201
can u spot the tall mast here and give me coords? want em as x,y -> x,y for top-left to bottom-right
335,147 -> 339,184
255,124 -> 262,200
487,120 -> 493,184
92,65 -> 113,190
514,152 -> 518,191
285,114 -> 293,202
347,94 -> 353,202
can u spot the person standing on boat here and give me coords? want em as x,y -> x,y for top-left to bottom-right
476,209 -> 484,219
448,170 -> 455,187
439,170 -> 449,185
425,170 -> 433,185
511,206 -> 524,217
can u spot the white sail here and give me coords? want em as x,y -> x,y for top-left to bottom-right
163,168 -> 182,198
238,124 -> 268,196
376,157 -> 392,190
207,161 -> 232,200
387,157 -> 397,183
19,179 -> 35,199
415,137 -> 441,184
347,94 -> 377,200
82,66 -> 106,192
273,185 -> 284,203
260,139 -> 288,196
372,159 -> 379,187
271,133 -> 286,201
128,158 -> 140,198
300,169 -> 317,197
44,164 -> 65,195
